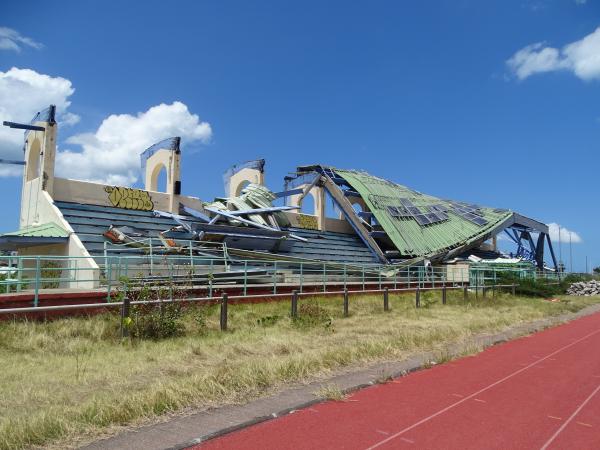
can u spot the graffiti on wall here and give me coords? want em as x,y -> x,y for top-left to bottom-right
297,213 -> 319,230
105,186 -> 154,211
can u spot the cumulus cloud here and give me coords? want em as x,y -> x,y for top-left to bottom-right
56,102 -> 212,185
0,27 -> 43,52
0,67 -> 78,177
507,27 -> 600,81
548,223 -> 582,244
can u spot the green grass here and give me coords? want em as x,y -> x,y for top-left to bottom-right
0,291 -> 599,449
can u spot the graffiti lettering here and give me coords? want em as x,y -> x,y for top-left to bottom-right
105,186 -> 154,211
297,213 -> 318,230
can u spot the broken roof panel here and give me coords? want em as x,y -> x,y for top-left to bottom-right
332,168 -> 514,258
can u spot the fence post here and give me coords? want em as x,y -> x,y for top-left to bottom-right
463,285 -> 468,301
299,262 -> 303,293
17,257 -> 23,293
169,262 -> 174,301
149,239 -> 154,275
291,290 -> 298,318
384,287 -> 389,311
220,292 -> 228,331
322,263 -> 326,293
120,295 -> 131,338
106,258 -> 112,302
189,241 -> 194,273
362,266 -> 365,291
482,285 -> 487,298
512,283 -> 516,296
343,287 -> 349,317
273,261 -> 278,294
34,256 -> 41,307
243,261 -> 248,296
415,287 -> 420,308
442,286 -> 447,305
492,282 -> 496,298
209,259 -> 213,298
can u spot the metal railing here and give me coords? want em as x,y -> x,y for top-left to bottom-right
0,251 -> 566,312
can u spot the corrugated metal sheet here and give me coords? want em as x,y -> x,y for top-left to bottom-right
3,222 -> 69,238
335,169 -> 513,258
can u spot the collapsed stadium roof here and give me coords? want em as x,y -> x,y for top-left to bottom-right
0,105 -> 558,279
291,165 -> 556,269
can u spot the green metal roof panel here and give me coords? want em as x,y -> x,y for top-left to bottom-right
334,169 -> 513,258
3,222 -> 69,238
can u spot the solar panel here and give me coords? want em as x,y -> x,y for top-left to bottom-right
413,214 -> 431,226
426,213 -> 441,223
450,207 -> 489,226
387,205 -> 412,219
429,204 -> 449,213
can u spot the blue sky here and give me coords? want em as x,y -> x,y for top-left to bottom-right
0,0 -> 598,271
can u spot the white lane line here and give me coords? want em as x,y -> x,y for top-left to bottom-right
364,327 -> 600,450
539,383 -> 600,450
399,437 -> 414,444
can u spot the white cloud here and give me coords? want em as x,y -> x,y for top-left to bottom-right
548,223 -> 582,244
0,27 -> 43,52
507,27 -> 600,81
56,102 -> 212,185
575,0 -> 587,5
0,67 -> 77,176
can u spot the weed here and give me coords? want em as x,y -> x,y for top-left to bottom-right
314,384 -> 347,401
293,301 -> 333,330
256,315 -> 281,327
375,370 -> 393,384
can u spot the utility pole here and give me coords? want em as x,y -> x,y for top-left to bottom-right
558,225 -> 563,272
586,255 -> 588,274
569,233 -> 573,273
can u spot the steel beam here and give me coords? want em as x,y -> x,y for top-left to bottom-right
320,173 -> 388,263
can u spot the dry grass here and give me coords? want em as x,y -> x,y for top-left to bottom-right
0,292 -> 598,449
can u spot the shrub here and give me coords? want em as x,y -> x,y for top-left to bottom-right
293,301 -> 333,329
129,302 -> 185,340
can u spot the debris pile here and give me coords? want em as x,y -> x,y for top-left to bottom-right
566,280 -> 600,296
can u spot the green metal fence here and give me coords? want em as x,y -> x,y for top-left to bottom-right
0,251 -> 565,310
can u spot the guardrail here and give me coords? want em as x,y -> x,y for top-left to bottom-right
0,283 -> 538,340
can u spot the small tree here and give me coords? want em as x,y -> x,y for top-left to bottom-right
593,266 -> 600,275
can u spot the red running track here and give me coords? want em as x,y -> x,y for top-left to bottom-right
194,312 -> 600,450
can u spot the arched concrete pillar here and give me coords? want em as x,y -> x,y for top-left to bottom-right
288,186 -> 326,230
142,143 -> 181,213
20,105 -> 58,227
228,167 -> 265,197
144,148 -> 180,195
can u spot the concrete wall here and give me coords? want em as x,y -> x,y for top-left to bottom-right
19,190 -> 100,289
228,167 -> 265,197
53,177 -> 173,212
